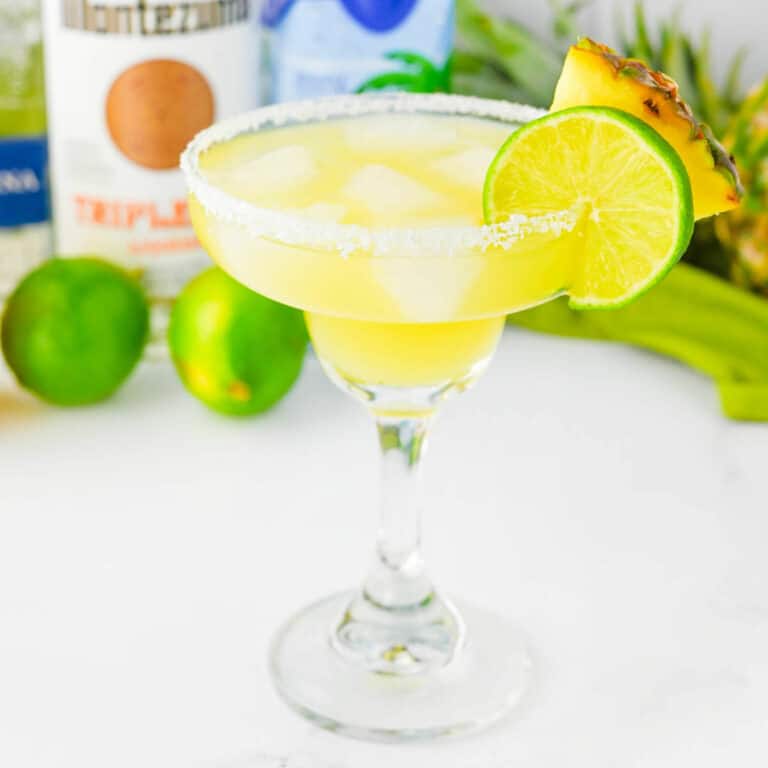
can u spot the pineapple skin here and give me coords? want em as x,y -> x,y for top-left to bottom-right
551,39 -> 742,220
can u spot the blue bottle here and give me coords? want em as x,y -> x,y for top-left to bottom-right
261,0 -> 455,102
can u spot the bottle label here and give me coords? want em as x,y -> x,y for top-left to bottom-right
44,0 -> 257,297
265,0 -> 454,102
62,0 -> 249,34
0,136 -> 49,228
263,0 -> 418,32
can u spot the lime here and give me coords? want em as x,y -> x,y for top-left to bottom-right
484,106 -> 694,309
168,268 -> 308,416
1,258 -> 149,405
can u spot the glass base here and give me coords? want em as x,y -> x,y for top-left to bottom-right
269,591 -> 534,743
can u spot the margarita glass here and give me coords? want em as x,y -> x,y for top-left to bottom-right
181,94 -> 575,741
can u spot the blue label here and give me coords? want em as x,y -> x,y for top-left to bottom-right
262,0 -> 296,26
340,0 -> 418,32
0,136 -> 49,228
263,0 -> 418,31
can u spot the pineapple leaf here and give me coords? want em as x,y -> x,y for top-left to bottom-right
450,50 -> 534,101
619,4 -> 745,138
663,30 -> 699,117
657,9 -> 685,73
455,0 -> 562,107
658,20 -> 674,73
550,0 -> 589,45
748,134 -> 768,168
730,79 -> 768,159
616,6 -> 631,56
723,47 -> 747,112
680,36 -> 707,122
631,2 -> 655,64
691,30 -> 723,132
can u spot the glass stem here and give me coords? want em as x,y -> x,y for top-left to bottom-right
364,414 -> 434,609
333,411 -> 463,674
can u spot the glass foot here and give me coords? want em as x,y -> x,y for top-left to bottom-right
269,592 -> 534,743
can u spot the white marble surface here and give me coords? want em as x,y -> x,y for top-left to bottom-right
1,328 -> 766,768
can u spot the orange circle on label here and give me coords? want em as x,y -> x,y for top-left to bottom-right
106,59 -> 215,171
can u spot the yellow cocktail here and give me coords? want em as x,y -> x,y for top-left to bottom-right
181,31 -> 735,738
186,98 -> 574,392
181,94 -> 568,740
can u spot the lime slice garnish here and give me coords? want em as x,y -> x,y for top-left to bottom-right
484,106 -> 694,309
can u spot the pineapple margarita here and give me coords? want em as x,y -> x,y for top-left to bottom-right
182,40 -> 741,741
189,102 -> 576,389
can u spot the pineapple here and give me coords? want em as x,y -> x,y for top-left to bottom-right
551,38 -> 742,220
617,3 -> 745,139
715,82 -> 768,294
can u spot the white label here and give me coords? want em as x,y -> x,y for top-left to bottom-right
43,0 -> 258,297
61,0 -> 249,34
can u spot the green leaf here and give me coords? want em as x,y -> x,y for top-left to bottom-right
616,5 -> 631,55
680,36 -> 706,120
456,0 -> 561,107
658,21 -> 674,73
747,134 -> 768,167
355,50 -> 450,93
356,72 -> 423,93
510,263 -> 768,420
730,78 -> 768,160
659,27 -> 700,116
690,30 -> 723,132
550,0 -> 589,46
387,50 -> 451,91
631,2 -> 655,63
723,47 -> 747,112
385,50 -> 438,70
451,51 -> 532,101
617,5 -> 745,137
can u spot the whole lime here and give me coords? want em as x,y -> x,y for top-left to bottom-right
168,268 -> 308,416
1,258 -> 149,405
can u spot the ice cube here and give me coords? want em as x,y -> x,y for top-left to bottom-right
209,144 -> 318,197
432,147 -> 497,190
345,116 -> 458,154
343,164 -> 441,218
372,257 -> 483,321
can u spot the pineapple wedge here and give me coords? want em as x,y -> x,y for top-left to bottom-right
551,38 -> 742,220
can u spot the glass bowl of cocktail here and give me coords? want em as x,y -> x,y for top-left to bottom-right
185,96 -> 578,395
181,50 -> 740,742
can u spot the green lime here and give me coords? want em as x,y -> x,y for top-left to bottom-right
1,258 -> 149,405
484,106 -> 694,308
168,267 -> 308,416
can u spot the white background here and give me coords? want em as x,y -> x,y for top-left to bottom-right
1,329 -> 767,767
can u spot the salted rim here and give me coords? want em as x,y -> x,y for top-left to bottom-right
180,93 -> 576,257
